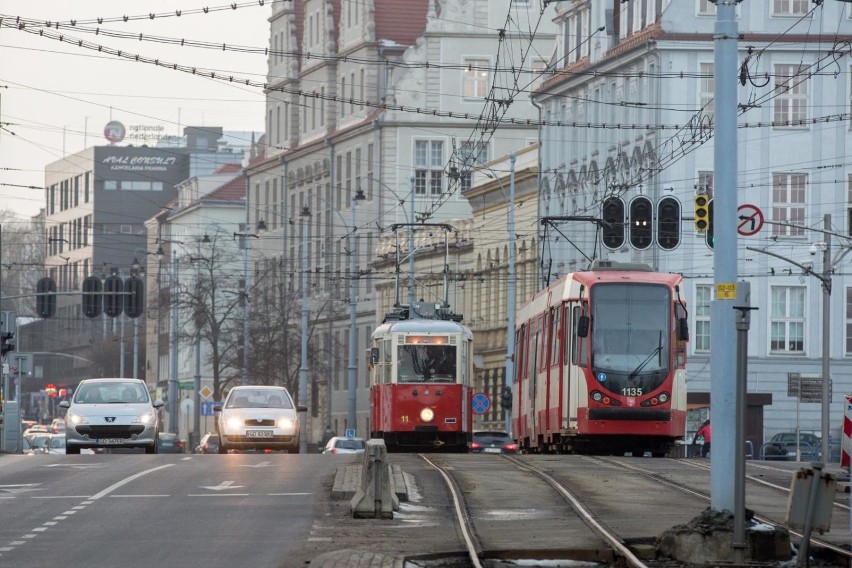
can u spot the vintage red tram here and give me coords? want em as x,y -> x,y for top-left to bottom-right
368,304 -> 474,452
512,261 -> 689,456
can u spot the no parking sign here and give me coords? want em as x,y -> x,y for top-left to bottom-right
471,392 -> 490,414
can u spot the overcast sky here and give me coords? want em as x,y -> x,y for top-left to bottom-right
0,1 -> 270,220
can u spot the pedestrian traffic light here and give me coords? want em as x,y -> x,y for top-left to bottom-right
601,197 -> 625,250
656,196 -> 681,250
706,199 -> 715,249
501,386 -> 512,410
1,331 -> 13,358
124,275 -> 145,319
694,194 -> 710,232
103,274 -> 124,318
629,196 -> 653,250
36,277 -> 57,318
82,275 -> 103,318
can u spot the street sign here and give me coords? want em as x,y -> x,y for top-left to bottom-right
787,373 -> 832,403
200,401 -> 218,416
200,386 -> 213,399
9,353 -> 33,376
471,392 -> 491,414
737,204 -> 764,236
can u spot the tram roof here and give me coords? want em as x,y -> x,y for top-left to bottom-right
372,318 -> 472,338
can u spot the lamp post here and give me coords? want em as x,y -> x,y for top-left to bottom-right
169,247 -> 179,434
348,189 -> 366,432
189,234 -> 211,452
298,205 -> 311,453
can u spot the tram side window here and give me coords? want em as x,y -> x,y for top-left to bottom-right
383,339 -> 392,383
515,326 -> 525,381
550,307 -> 561,367
572,306 -> 588,366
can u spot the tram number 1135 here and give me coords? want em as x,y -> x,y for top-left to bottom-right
621,387 -> 643,396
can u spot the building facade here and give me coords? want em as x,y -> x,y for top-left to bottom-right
533,0 -> 852,446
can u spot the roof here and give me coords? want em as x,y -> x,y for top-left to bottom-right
203,174 -> 246,201
374,0 -> 428,47
213,163 -> 242,174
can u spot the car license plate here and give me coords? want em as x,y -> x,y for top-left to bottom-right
97,438 -> 126,446
246,430 -> 273,438
484,447 -> 501,453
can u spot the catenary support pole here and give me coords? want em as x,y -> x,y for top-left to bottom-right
821,213 -> 831,462
299,211 -> 310,454
347,196 -> 358,433
169,249 -> 179,434
711,0 -> 739,511
733,283 -> 753,563
408,176 -> 415,309
506,153 -> 516,435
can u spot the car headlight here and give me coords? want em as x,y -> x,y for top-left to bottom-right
420,408 -> 435,423
226,417 -> 243,430
133,412 -> 156,425
278,418 -> 294,429
67,413 -> 88,425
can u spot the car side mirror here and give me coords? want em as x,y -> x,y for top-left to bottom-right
59,401 -> 70,409
213,403 -> 223,412
370,347 -> 379,365
678,317 -> 689,341
577,315 -> 589,338
152,399 -> 165,408
297,405 -> 308,413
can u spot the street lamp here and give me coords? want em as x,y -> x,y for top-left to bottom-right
156,238 -> 183,434
189,234 -> 211,451
233,229 -> 260,386
298,205 -> 311,454
348,188 -> 366,433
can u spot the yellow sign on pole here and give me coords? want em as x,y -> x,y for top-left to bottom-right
716,282 -> 737,300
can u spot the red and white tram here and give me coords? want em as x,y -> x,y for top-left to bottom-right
369,303 -> 474,452
513,261 -> 689,456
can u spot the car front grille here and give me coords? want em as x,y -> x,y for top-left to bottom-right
243,419 -> 276,427
75,425 -> 145,438
229,435 -> 294,443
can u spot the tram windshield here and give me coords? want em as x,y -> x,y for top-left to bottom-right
397,345 -> 457,383
590,283 -> 671,395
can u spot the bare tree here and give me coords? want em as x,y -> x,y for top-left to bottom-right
0,209 -> 43,316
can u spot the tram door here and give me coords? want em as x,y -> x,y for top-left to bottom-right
528,330 -> 540,442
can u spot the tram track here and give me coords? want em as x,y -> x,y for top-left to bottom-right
419,453 -> 654,568
586,456 -> 852,565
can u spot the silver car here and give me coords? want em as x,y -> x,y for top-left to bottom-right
214,386 -> 305,454
59,378 -> 163,454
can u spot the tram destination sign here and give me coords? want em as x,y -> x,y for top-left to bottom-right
787,373 -> 832,403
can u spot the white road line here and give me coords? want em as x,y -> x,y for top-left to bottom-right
187,493 -> 251,497
89,464 -> 173,500
109,494 -> 170,498
267,492 -> 312,496
43,522 -> 57,526
53,516 -> 67,521
32,528 -> 47,533
32,496 -> 91,499
61,511 -> 77,515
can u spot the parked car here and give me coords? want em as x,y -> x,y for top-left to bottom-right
214,386 -> 306,454
469,430 -> 518,454
27,433 -> 52,453
322,436 -> 366,455
194,433 -> 220,454
50,418 -> 66,434
157,433 -> 185,454
60,378 -> 164,454
763,432 -> 822,461
45,434 -> 66,455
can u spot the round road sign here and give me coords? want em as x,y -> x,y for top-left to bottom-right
737,204 -> 764,236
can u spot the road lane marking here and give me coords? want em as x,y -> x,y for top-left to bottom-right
268,492 -> 312,496
109,494 -> 170,498
199,480 -> 244,491
89,464 -> 174,500
187,493 -> 251,497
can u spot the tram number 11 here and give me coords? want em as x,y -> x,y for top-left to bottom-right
621,387 -> 643,396
400,416 -> 410,423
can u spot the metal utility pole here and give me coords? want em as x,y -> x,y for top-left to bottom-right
711,0 -> 739,512
506,153 -> 516,434
193,241 -> 203,452
733,283 -> 754,564
408,175 -> 416,308
299,206 -> 311,453
169,249 -> 179,434
348,190 -> 365,433
242,229 -> 251,386
820,213 -> 831,462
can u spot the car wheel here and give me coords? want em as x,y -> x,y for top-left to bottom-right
66,445 -> 81,455
145,444 -> 158,454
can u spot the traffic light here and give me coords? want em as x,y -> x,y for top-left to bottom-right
103,274 -> 124,318
706,199 -> 715,249
694,194 -> 710,232
124,275 -> 145,319
629,196 -> 653,250
601,197 -> 625,250
36,277 -> 57,318
82,275 -> 103,318
501,386 -> 512,410
1,331 -> 14,358
656,197 -> 681,250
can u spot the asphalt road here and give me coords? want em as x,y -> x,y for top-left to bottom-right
0,452 -> 345,568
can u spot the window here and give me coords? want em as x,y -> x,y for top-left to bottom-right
774,64 -> 808,125
773,0 -> 809,16
694,284 -> 712,352
771,173 -> 806,237
699,62 -> 714,120
698,0 -> 716,15
770,286 -> 805,353
463,58 -> 490,98
458,141 -> 488,191
414,140 -> 444,196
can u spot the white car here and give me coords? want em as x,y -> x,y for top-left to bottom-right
214,386 -> 305,454
59,378 -> 163,454
322,436 -> 366,455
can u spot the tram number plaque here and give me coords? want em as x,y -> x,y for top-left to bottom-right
787,373 -> 832,403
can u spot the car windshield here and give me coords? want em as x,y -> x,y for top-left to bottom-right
473,432 -> 511,444
49,437 -> 65,449
74,382 -> 150,404
335,439 -> 365,450
226,389 -> 292,409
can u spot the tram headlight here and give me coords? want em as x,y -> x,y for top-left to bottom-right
658,392 -> 669,403
420,408 -> 435,423
591,391 -> 603,402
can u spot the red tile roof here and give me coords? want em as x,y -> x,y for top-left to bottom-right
374,0 -> 428,47
214,163 -> 242,174
205,174 -> 246,201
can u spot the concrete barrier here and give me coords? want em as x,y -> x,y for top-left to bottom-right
350,439 -> 399,519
